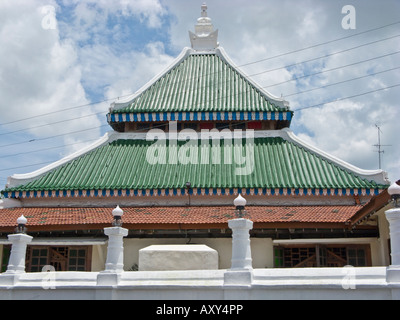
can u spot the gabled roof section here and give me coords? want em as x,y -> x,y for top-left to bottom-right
108,47 -> 290,117
2,130 -> 388,199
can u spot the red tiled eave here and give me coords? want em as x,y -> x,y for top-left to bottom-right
0,205 -> 362,232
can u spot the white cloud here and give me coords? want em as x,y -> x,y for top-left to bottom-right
0,0 -> 100,137
103,41 -> 175,100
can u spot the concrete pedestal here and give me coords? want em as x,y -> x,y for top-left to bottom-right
5,233 -> 33,274
102,227 -> 128,273
386,208 -> 400,265
386,207 -> 400,285
228,218 -> 253,270
97,227 -> 128,286
139,245 -> 218,271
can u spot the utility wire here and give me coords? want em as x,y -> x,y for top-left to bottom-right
293,83 -> 400,111
1,45 -> 398,139
285,66 -> 400,97
248,34 -> 400,78
0,125 -> 109,148
238,20 -> 400,67
0,83 -> 398,173
2,64 -> 398,154
0,93 -> 134,127
0,49 -> 398,147
265,51 -> 400,89
0,23 -> 399,127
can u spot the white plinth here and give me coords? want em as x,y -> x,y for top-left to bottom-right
5,233 -> 33,274
228,218 -> 253,270
386,208 -> 400,266
103,227 -> 128,273
139,245 -> 218,271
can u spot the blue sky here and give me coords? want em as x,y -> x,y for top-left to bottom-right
0,0 -> 399,190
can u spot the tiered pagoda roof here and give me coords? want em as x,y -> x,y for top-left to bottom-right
107,47 -> 292,130
0,3 -> 389,234
2,130 -> 387,200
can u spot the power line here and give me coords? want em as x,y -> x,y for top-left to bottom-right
0,119 -> 257,173
0,22 -> 398,164
0,93 -> 134,127
0,121 -> 174,158
284,66 -> 400,97
0,83 -> 398,173
266,51 -> 400,89
293,83 -> 400,112
0,110 -> 107,137
0,124 -> 109,148
0,137 -> 102,159
248,34 -> 400,78
0,161 -> 56,173
238,20 -> 400,68
1,26 -> 399,128
1,45 -> 398,140
0,49 -> 398,148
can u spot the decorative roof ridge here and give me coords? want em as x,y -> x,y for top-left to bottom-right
215,47 -> 290,110
282,128 -> 389,185
110,47 -> 194,112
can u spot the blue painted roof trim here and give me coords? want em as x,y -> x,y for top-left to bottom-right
107,111 -> 293,124
3,187 -> 381,199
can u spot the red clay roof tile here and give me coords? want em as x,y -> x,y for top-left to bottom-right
0,205 -> 360,232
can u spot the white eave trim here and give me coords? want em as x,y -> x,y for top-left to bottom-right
215,47 -> 290,109
7,132 -> 113,189
281,128 -> 389,185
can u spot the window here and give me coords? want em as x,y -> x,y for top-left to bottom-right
68,248 -> 88,271
26,246 -> 91,272
1,245 -> 11,273
348,247 -> 367,266
273,244 -> 370,268
29,248 -> 49,272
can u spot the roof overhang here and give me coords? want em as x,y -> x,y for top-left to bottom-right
0,205 -> 363,233
349,189 -> 391,227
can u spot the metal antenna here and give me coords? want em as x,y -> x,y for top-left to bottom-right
373,124 -> 391,169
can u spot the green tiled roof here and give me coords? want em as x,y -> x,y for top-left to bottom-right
2,137 -> 386,197
110,51 -> 288,114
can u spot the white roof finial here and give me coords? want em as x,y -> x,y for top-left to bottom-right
189,3 -> 219,51
201,3 -> 208,17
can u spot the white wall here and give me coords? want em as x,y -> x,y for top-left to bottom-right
110,238 -> 274,271
90,236 -> 388,272
0,267 -> 398,300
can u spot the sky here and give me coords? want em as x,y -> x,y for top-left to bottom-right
0,0 -> 399,190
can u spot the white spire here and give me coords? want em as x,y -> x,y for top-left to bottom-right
189,3 -> 219,51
